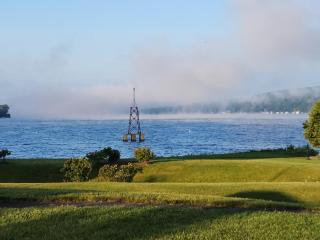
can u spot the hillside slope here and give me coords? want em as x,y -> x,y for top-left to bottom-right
134,158 -> 320,183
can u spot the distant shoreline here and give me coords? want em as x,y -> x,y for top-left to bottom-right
5,112 -> 308,121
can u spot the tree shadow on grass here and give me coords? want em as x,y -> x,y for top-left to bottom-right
140,175 -> 168,182
0,187 -> 98,206
0,187 -> 306,211
0,189 -> 309,239
153,150 -> 310,163
0,206 -> 255,240
228,190 -> 300,204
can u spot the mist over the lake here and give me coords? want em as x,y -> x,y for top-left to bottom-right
1,0 -> 320,119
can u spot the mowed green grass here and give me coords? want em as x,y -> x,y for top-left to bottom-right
1,157 -> 320,183
1,157 -> 320,209
0,159 -> 64,183
2,155 -> 320,239
1,206 -> 320,240
135,157 -> 320,182
1,182 -> 320,209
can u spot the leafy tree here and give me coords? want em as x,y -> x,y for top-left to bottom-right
0,104 -> 9,114
303,100 -> 320,151
108,148 -> 120,163
0,149 -> 11,163
86,147 -> 120,166
0,104 -> 10,118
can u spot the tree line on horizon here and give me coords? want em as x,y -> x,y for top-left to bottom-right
143,86 -> 320,114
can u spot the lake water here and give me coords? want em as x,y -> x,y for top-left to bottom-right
0,114 -> 308,159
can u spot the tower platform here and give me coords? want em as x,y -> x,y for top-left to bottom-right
123,88 -> 144,142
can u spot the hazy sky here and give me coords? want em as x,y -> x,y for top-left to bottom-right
1,0 -> 320,118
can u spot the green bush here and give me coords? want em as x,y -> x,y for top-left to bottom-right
98,164 -> 118,181
98,163 -> 142,182
0,149 -> 11,163
62,157 -> 92,182
246,145 -> 318,157
86,147 -> 120,166
134,147 -> 156,162
285,145 -> 318,156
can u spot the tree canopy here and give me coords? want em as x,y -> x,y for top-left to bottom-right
304,100 -> 320,148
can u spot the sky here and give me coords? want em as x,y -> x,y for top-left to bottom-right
0,0 -> 320,119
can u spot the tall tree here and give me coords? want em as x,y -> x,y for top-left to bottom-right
304,100 -> 320,150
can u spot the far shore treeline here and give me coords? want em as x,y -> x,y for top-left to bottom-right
144,86 -> 320,114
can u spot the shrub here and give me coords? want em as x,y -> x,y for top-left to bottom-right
285,145 -> 318,156
247,145 -> 318,157
134,147 -> 156,162
115,163 -> 142,182
98,164 -> 119,181
86,147 -> 120,166
62,157 -> 92,182
286,145 -> 295,152
98,163 -> 142,182
0,149 -> 11,163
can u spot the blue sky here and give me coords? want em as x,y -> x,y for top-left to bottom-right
0,1 -> 320,118
0,1 -> 231,88
0,1 -> 230,62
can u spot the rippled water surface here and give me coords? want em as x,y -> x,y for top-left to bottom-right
0,115 -> 308,158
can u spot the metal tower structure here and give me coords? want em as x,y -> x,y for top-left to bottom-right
123,88 -> 144,142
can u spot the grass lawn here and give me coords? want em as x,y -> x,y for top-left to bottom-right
1,156 -> 320,209
1,206 -> 320,240
1,153 -> 320,239
1,182 -> 320,209
135,157 -> 320,182
1,155 -> 320,183
0,159 -> 64,183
